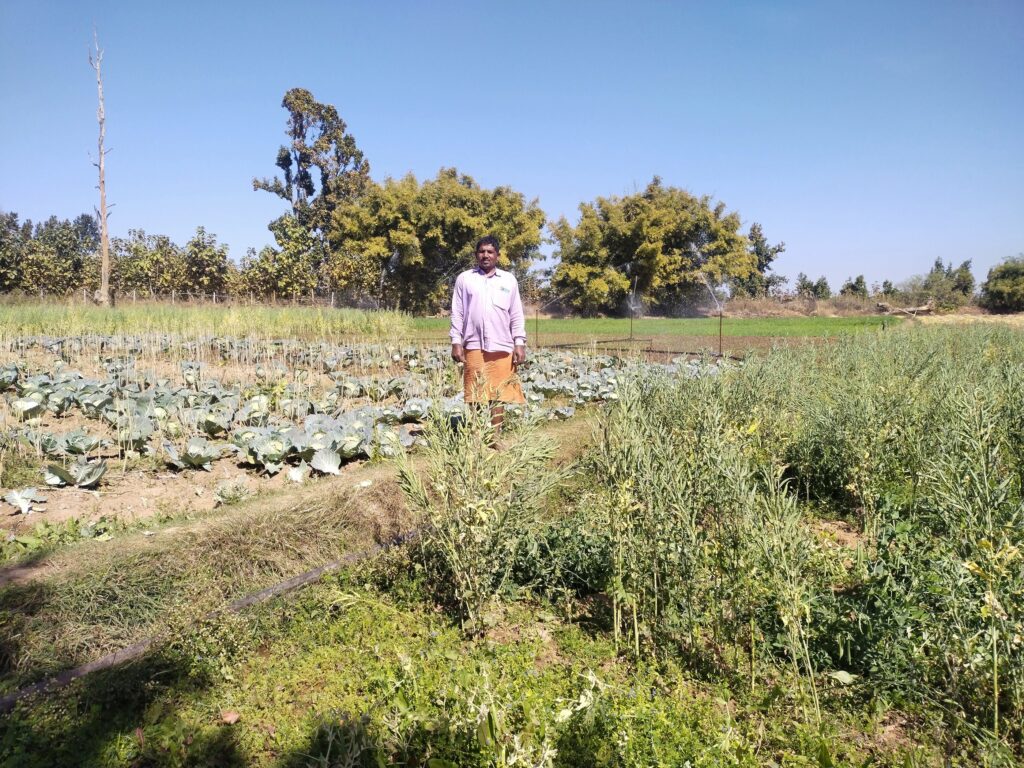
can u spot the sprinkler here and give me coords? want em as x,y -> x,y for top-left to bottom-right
628,277 -> 640,343
699,273 -> 724,358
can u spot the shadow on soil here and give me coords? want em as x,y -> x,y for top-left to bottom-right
0,649 -> 245,768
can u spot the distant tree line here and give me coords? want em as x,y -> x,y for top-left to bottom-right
786,257 -> 990,310
0,212 -> 235,299
2,87 -> 1021,313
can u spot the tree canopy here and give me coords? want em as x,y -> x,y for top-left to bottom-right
980,256 -> 1024,313
329,168 -> 545,312
112,229 -> 184,295
181,227 -> 230,294
889,257 -> 975,309
5,87 -> 1009,318
238,214 -> 320,298
839,275 -> 868,298
0,212 -> 32,292
731,222 -> 786,297
795,273 -> 832,299
252,88 -> 371,289
253,88 -> 370,237
8,213 -> 100,295
549,178 -> 754,315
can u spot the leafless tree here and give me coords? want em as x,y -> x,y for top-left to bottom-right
89,29 -> 112,306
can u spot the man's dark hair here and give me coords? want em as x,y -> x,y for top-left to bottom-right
475,235 -> 500,253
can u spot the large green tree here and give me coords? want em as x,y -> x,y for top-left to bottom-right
730,222 -> 786,297
550,178 -> 754,315
181,227 -> 230,295
980,255 -> 1024,313
111,229 -> 184,296
239,214 -> 320,297
794,272 -> 832,300
924,257 -> 974,307
895,257 -> 976,309
329,168 -> 545,311
253,88 -> 370,275
0,212 -> 31,291
839,275 -> 868,298
19,214 -> 99,295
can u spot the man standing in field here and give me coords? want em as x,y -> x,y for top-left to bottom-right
450,235 -> 527,438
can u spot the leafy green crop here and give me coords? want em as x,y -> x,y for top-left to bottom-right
43,457 -> 108,488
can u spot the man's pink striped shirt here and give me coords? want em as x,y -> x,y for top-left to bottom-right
450,268 -> 526,353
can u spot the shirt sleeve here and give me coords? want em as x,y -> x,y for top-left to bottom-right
509,277 -> 526,344
450,274 -> 464,344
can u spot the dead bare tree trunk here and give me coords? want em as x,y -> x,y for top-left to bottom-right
90,30 -> 112,307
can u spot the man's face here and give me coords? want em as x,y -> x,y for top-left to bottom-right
476,244 -> 498,272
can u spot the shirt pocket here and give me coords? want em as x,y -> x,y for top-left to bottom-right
491,288 -> 513,311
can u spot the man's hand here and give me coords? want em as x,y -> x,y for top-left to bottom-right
512,344 -> 527,367
451,343 -> 466,364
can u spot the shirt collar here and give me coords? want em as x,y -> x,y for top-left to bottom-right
474,266 -> 503,278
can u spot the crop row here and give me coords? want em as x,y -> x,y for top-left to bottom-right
0,336 -> 723,502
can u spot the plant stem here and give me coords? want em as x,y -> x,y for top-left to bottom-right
749,616 -> 756,694
993,624 -> 999,740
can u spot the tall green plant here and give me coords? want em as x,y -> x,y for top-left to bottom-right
755,470 -> 824,726
397,405 -> 561,630
867,388 -> 1024,743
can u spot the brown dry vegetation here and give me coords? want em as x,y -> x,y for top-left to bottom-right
724,295 -> 882,317
919,312 -> 1024,327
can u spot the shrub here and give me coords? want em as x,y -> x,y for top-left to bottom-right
980,256 -> 1024,313
397,405 -> 562,630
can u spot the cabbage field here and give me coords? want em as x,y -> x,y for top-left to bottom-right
0,319 -> 1022,767
0,332 -> 671,535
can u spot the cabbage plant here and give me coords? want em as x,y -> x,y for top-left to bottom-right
163,437 -> 222,471
44,458 -> 108,488
0,363 -> 19,390
4,488 -> 46,514
11,393 -> 45,420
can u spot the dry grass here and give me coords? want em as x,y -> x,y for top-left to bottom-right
918,312 -> 1024,328
0,302 -> 411,341
726,295 -> 883,317
0,478 -> 384,692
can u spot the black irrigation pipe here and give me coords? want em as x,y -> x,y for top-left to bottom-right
0,530 -> 420,714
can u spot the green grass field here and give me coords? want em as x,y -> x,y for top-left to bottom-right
0,303 -> 900,355
410,314 -> 900,339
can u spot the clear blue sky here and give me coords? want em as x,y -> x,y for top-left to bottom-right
2,0 -> 1021,289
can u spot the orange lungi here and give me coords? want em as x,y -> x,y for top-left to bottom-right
463,349 -> 526,404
